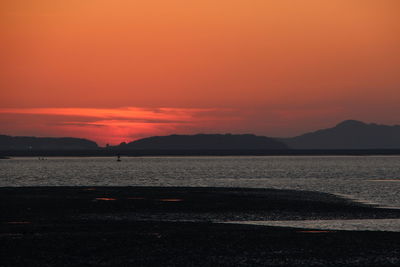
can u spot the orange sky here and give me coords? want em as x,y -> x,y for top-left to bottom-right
1,0 -> 399,145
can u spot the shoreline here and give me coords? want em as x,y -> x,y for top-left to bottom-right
3,186 -> 400,221
2,186 -> 400,266
2,149 -> 400,157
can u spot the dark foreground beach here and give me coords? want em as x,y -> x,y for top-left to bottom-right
1,187 -> 400,266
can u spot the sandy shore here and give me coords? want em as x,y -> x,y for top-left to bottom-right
1,186 -> 400,266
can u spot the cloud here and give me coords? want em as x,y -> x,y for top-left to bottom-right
0,107 -> 238,145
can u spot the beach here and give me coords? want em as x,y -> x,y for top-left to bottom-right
2,186 -> 400,266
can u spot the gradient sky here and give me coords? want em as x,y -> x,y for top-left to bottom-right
1,0 -> 399,145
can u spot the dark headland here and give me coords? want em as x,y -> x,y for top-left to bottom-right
2,186 -> 400,266
281,120 -> 400,149
0,135 -> 98,150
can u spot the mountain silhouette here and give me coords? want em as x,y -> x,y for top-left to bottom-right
118,134 -> 288,150
2,120 -> 400,151
0,135 -> 98,150
281,120 -> 400,149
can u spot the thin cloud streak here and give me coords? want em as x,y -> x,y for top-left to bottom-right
0,107 -> 226,121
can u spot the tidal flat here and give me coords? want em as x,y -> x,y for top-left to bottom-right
1,187 -> 400,266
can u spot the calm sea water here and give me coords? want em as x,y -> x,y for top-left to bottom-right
1,156 -> 400,208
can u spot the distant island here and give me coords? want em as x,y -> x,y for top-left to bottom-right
0,135 -> 98,150
281,120 -> 400,149
1,120 -> 400,154
116,134 -> 288,150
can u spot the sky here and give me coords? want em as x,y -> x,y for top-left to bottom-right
1,0 -> 399,146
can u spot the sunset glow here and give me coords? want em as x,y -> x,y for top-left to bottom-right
1,0 -> 399,145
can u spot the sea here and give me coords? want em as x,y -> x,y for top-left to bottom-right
1,155 -> 400,208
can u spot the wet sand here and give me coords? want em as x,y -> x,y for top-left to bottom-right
1,187 -> 400,266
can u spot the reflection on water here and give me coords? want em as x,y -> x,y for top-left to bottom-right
1,156 -> 400,208
159,198 -> 184,202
